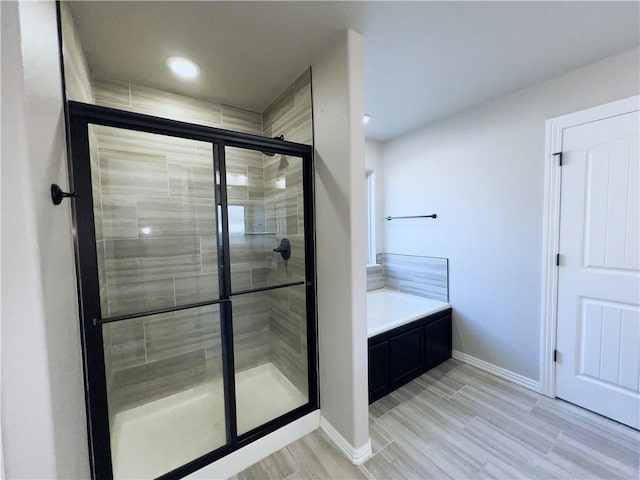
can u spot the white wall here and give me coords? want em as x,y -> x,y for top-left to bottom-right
1,2 -> 89,477
365,140 -> 384,258
312,30 -> 370,451
382,48 -> 640,381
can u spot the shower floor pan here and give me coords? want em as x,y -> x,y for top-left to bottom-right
111,362 -> 306,479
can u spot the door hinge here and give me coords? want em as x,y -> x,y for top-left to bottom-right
556,253 -> 560,266
553,151 -> 563,166
553,349 -> 558,362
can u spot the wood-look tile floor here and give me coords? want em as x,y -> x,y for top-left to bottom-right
234,359 -> 639,479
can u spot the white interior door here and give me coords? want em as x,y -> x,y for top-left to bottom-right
556,110 -> 640,429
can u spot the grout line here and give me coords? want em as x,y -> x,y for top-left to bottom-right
373,438 -> 396,458
172,277 -> 177,308
375,402 -> 400,423
448,384 -> 467,401
281,445 -> 302,480
358,459 -> 378,479
142,319 -> 148,364
371,416 -> 395,443
444,363 -> 464,378
545,428 -> 562,456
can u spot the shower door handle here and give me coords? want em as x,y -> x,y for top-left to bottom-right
273,238 -> 291,260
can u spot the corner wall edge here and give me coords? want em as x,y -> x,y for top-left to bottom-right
319,416 -> 372,465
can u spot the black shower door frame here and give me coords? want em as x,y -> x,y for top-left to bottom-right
66,101 -> 318,480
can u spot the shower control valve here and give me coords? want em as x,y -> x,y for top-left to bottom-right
273,238 -> 291,261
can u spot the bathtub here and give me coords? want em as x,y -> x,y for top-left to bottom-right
367,289 -> 452,403
367,289 -> 450,337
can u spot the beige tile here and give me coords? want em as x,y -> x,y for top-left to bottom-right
200,236 -> 218,273
475,457 -> 575,480
136,197 -> 197,237
547,432 -> 637,479
107,277 -> 175,316
269,104 -> 312,145
105,237 -> 200,282
101,194 -> 138,239
237,446 -> 298,480
462,416 -> 547,468
285,431 -> 368,480
97,125 -> 197,157
221,105 -> 262,136
263,86 -> 295,131
99,148 -> 168,197
293,69 -> 311,108
130,83 -> 222,127
532,396 -> 639,452
92,77 -> 131,108
107,319 -> 146,370
447,364 -> 539,411
369,419 -> 394,455
242,354 -> 639,480
174,273 -> 219,305
144,306 -> 219,363
379,253 -> 449,302
413,367 -> 465,399
369,394 -> 401,419
248,166 -> 265,200
110,349 -> 205,412
364,440 -> 448,480
226,146 -> 264,170
60,3 -> 93,103
168,155 -> 215,198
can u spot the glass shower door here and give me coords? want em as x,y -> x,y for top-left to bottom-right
68,101 -> 316,480
87,125 -> 228,479
224,145 -> 310,435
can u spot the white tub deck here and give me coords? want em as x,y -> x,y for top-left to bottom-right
367,289 -> 450,337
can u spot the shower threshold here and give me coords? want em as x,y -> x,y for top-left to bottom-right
111,362 -> 307,479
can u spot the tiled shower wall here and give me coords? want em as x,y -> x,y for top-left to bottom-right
60,4 -> 93,104
62,1 -> 313,411
90,81 -> 276,411
263,69 -> 313,395
90,73 -> 313,410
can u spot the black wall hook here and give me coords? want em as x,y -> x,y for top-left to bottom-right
51,184 -> 78,205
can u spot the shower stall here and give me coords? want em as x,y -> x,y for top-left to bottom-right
67,101 -> 317,479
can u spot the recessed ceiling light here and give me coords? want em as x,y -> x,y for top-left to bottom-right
166,56 -> 200,80
363,114 -> 372,125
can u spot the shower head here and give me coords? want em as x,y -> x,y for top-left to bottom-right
278,156 -> 289,171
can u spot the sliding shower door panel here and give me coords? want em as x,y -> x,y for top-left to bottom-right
103,306 -> 225,479
86,125 -> 227,479
93,126 -> 220,314
224,145 -> 310,436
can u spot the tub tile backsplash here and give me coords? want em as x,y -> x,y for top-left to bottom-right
368,253 -> 449,302
367,265 -> 384,291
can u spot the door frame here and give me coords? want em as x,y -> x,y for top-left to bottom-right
539,95 -> 640,397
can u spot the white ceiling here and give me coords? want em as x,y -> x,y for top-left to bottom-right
69,1 -> 639,141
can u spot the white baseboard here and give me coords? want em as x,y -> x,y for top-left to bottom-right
320,416 -> 372,465
186,410 -> 320,479
452,350 -> 541,393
